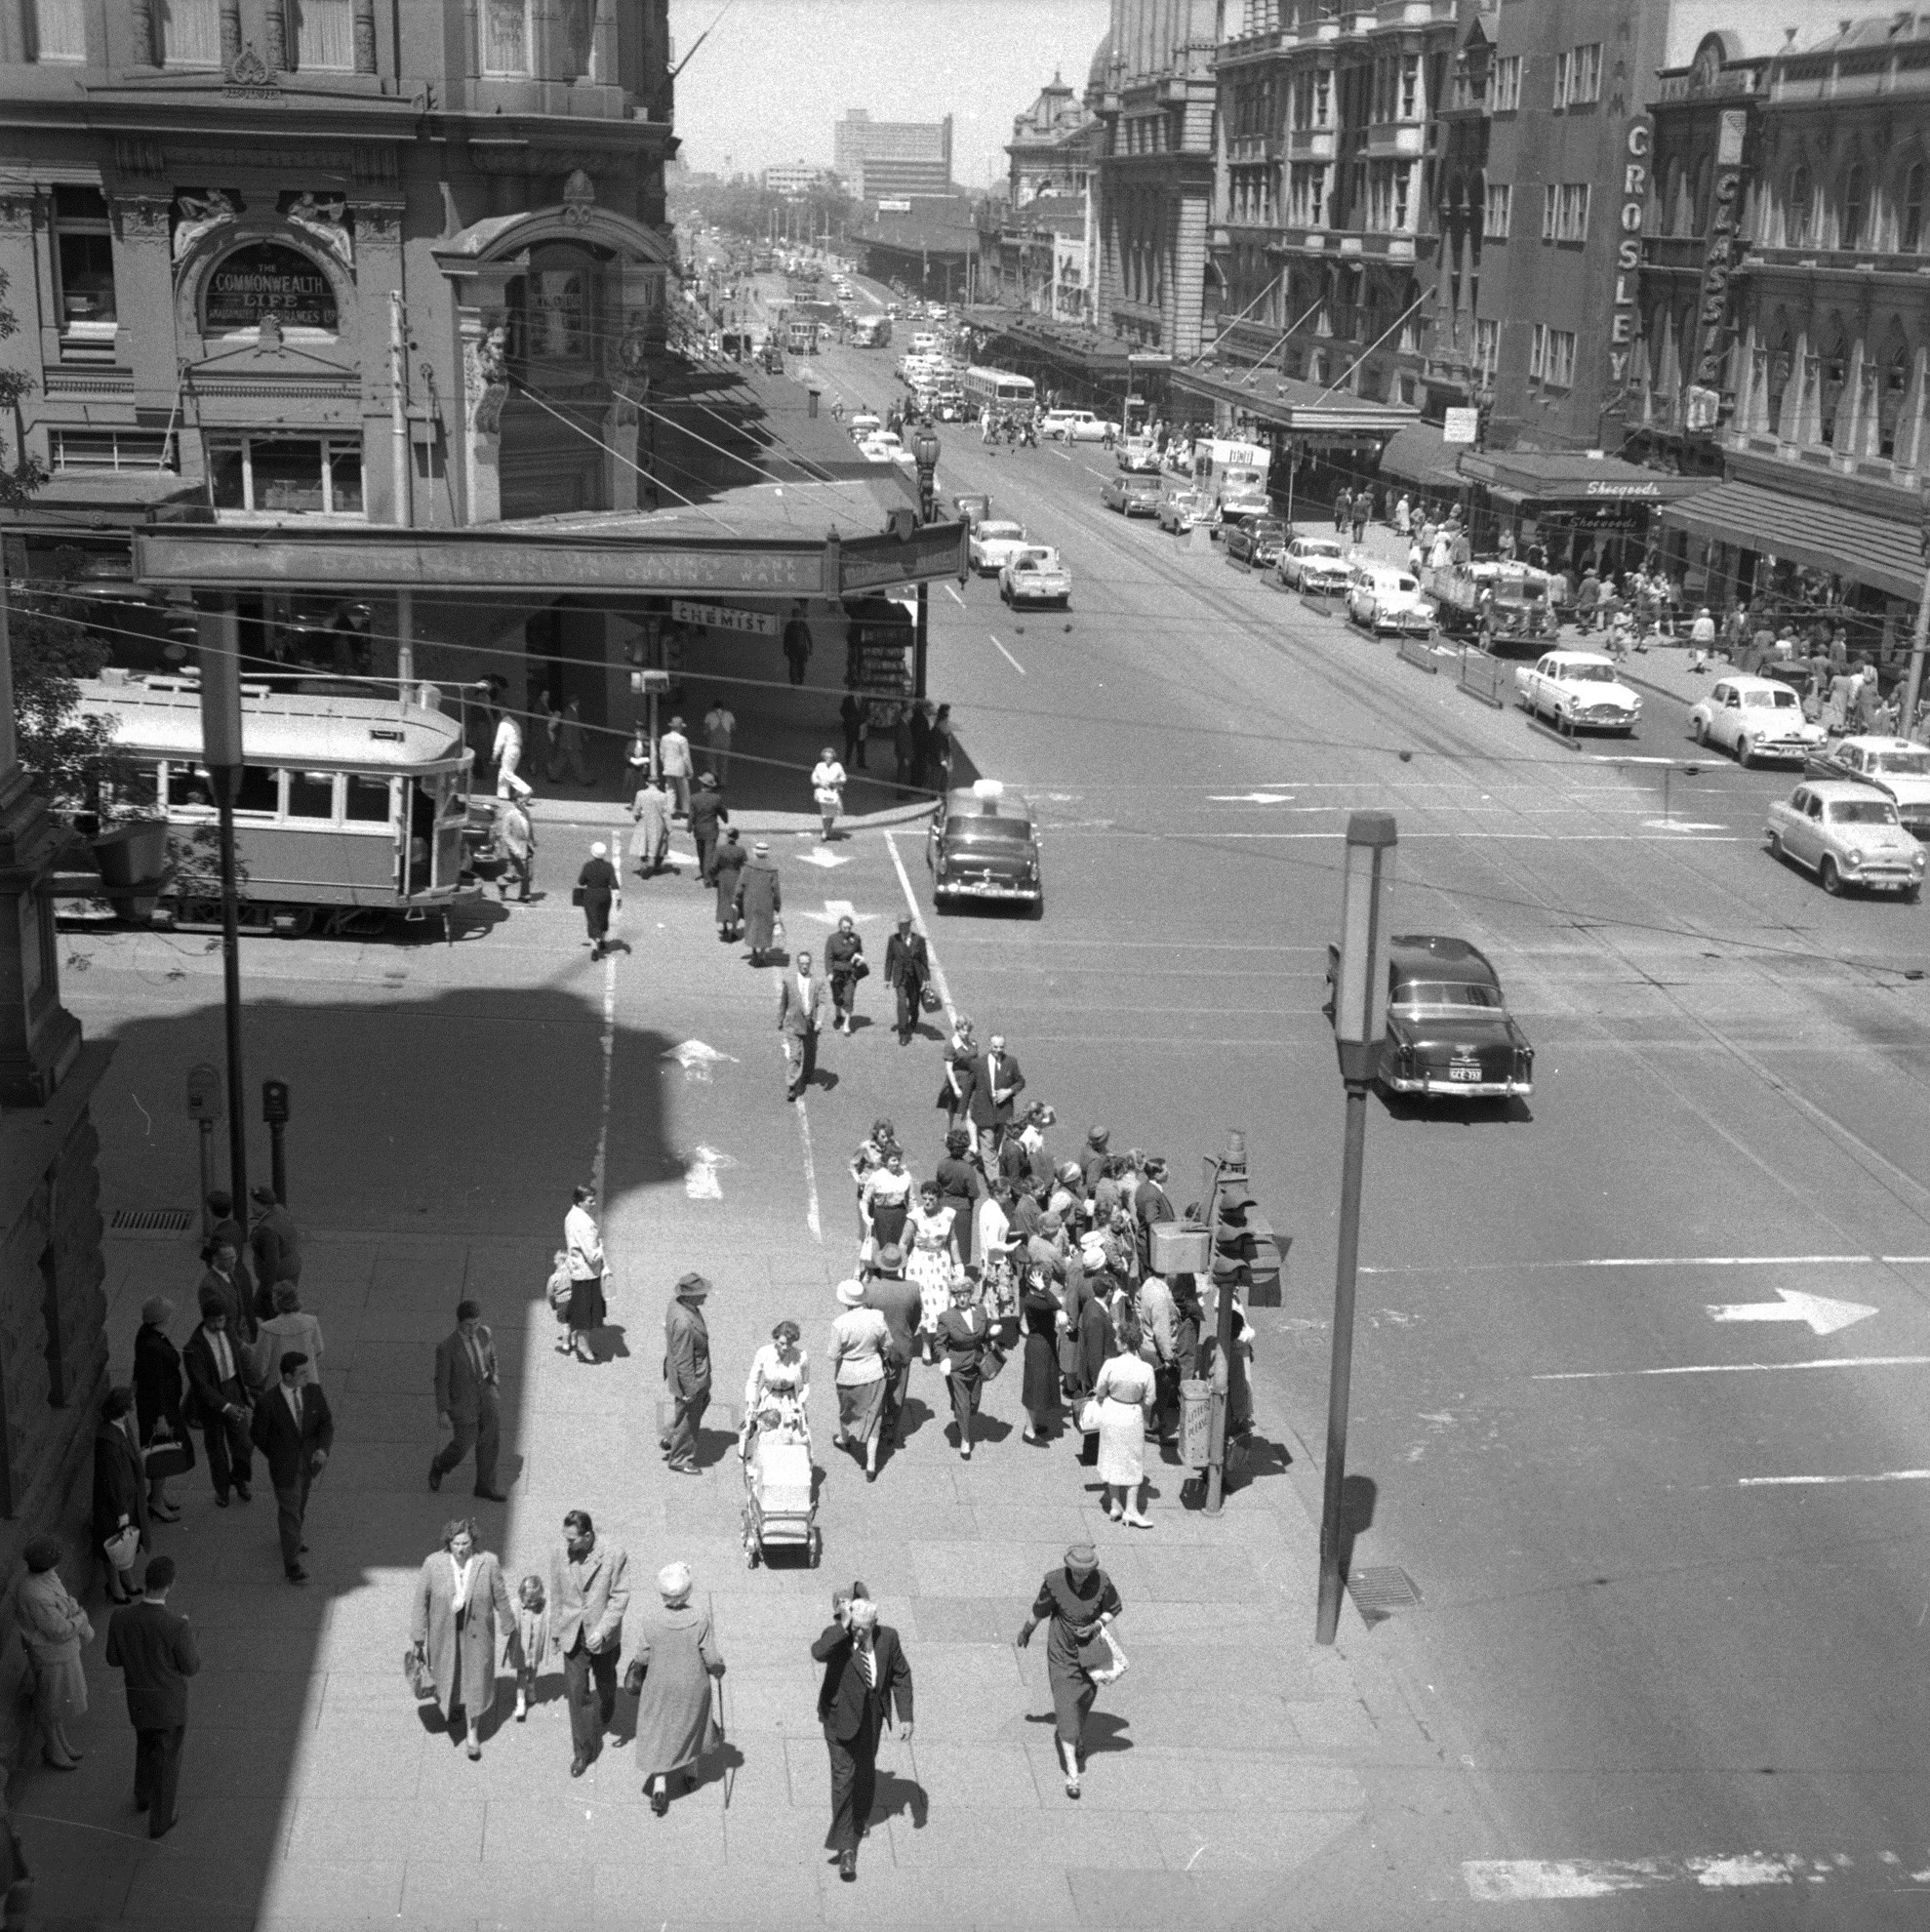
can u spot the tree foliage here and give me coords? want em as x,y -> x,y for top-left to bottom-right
10,595 -> 127,809
0,265 -> 47,509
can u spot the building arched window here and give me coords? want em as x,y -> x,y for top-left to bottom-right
1787,166 -> 1812,247
1904,162 -> 1926,253
1842,163 -> 1868,250
1879,337 -> 1911,457
1819,325 -> 1848,443
1766,323 -> 1792,433
1662,160 -> 1684,236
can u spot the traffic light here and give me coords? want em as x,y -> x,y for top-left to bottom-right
1203,1136 -> 1285,1307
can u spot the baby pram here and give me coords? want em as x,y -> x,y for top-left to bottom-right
741,1395 -> 819,1568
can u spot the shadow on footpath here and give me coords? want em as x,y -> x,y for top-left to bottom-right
20,978 -> 682,1929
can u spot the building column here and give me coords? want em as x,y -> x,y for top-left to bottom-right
262,0 -> 287,69
353,0 -> 377,72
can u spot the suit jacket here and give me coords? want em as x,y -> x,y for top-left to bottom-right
778,971 -> 826,1037
863,1275 -> 922,1364
92,1419 -> 149,1546
251,1204 -> 302,1287
182,1322 -> 255,1427
104,1598 -> 200,1729
812,1622 -> 912,1742
248,1381 -> 335,1488
663,1298 -> 712,1396
434,1326 -> 500,1422
883,931 -> 929,990
197,1264 -> 258,1346
964,1048 -> 1025,1127
549,1536 -> 630,1654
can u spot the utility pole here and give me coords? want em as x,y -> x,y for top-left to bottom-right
390,292 -> 414,694
198,604 -> 249,1224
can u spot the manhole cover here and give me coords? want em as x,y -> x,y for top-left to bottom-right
109,1208 -> 193,1234
1348,1566 -> 1423,1620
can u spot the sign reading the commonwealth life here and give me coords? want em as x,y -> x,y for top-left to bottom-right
205,243 -> 338,332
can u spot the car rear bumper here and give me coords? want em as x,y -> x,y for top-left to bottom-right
936,879 -> 1041,902
1385,1073 -> 1533,1098
1010,588 -> 1069,605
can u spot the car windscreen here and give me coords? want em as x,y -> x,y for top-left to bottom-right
1391,980 -> 1502,1008
1829,799 -> 1901,825
1869,750 -> 1930,775
945,818 -> 1033,844
1743,688 -> 1799,708
1561,663 -> 1617,683
979,523 -> 1023,541
1299,541 -> 1345,558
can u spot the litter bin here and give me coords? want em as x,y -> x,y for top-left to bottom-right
1179,1377 -> 1213,1469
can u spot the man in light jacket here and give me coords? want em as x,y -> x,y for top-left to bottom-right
662,1273 -> 712,1475
428,1298 -> 504,1500
551,1509 -> 631,1777
660,716 -> 693,821
778,947 -> 827,1103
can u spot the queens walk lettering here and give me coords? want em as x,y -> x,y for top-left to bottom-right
1606,119 -> 1651,408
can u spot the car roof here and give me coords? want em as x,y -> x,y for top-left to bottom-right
978,520 -> 1023,534
944,788 -> 1034,823
1799,779 -> 1897,799
1387,935 -> 1502,985
1835,735 -> 1918,751
1541,650 -> 1616,665
1709,673 -> 1791,690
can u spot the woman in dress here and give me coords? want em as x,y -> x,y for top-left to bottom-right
848,1117 -> 898,1242
936,1015 -> 976,1132
1017,1542 -> 1125,1799
810,745 -> 846,842
934,1127 -> 985,1270
576,840 -> 621,959
132,1297 -> 187,1523
934,1274 -> 992,1460
626,1562 -> 725,1815
15,1536 -> 91,1770
409,1517 -> 514,1759
741,1318 -> 810,1450
860,1147 -> 915,1269
828,1280 -> 891,1480
904,1181 -> 960,1360
563,1183 -> 607,1364
1093,1316 -> 1157,1527
1019,1264 -> 1064,1445
824,913 -> 864,1035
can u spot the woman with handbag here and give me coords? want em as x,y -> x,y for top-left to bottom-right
1016,1542 -> 1126,1799
1092,1316 -> 1157,1528
810,746 -> 846,842
92,1387 -> 149,1605
935,1015 -> 976,1133
575,841 -> 621,959
623,1562 -> 725,1815
859,1147 -> 915,1271
15,1536 -> 92,1770
409,1517 -> 514,1760
904,1181 -> 962,1361
824,913 -> 866,1035
562,1185 -> 607,1365
133,1298 -> 189,1522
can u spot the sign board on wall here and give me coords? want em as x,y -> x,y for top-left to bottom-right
669,599 -> 780,636
1605,118 -> 1651,411
204,243 -> 338,332
1687,108 -> 1749,430
1441,407 -> 1480,445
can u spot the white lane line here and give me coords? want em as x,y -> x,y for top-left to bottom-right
1363,1253 -> 1877,1275
1193,831 -> 1738,842
945,583 -> 965,605
591,948 -> 617,1198
1740,1469 -> 1930,1487
987,632 -> 1026,675
1465,1854 -> 1835,1901
795,1096 -> 822,1242
883,828 -> 957,1022
1533,1354 -> 1930,1383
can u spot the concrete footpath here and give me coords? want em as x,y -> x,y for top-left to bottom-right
22,831 -> 1460,1932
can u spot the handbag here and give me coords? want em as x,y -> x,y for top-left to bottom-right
852,955 -> 870,981
1077,1397 -> 1102,1434
404,1645 -> 436,1701
143,1428 -> 195,1480
983,1341 -> 1007,1384
102,1523 -> 140,1574
1082,1625 -> 1130,1685
571,884 -> 586,907
920,985 -> 942,1013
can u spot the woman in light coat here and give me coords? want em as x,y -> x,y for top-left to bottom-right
626,1562 -> 725,1814
563,1182 -> 606,1364
15,1537 -> 91,1770
810,746 -> 846,842
410,1517 -> 514,1759
1093,1315 -> 1157,1528
829,1280 -> 892,1480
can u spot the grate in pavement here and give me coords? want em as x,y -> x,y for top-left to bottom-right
109,1208 -> 194,1234
1348,1566 -> 1424,1621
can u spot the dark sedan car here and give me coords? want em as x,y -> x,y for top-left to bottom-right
1100,473 -> 1163,517
926,781 -> 1042,910
1372,935 -> 1534,1101
1226,515 -> 1287,571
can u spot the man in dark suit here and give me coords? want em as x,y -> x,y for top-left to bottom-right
429,1299 -> 503,1500
862,1247 -> 921,1440
103,1555 -> 200,1838
812,1589 -> 912,1883
965,1032 -> 1025,1162
882,913 -> 930,1045
248,1351 -> 333,1584
661,1272 -> 712,1475
778,947 -> 828,1102
1133,1156 -> 1177,1273
182,1296 -> 255,1506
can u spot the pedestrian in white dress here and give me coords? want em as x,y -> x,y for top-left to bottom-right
1092,1317 -> 1157,1528
742,1319 -> 810,1449
811,748 -> 846,842
904,1184 -> 960,1357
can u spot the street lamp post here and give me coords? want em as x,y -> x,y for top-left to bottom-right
197,601 -> 250,1223
1315,810 -> 1396,1645
910,421 -> 941,704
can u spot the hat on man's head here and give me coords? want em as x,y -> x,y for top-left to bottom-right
698,773 -> 718,788
1087,1126 -> 1110,1148
676,1271 -> 711,1300
754,839 -> 770,853
250,1185 -> 278,1205
835,1278 -> 867,1307
875,1242 -> 905,1272
1064,1542 -> 1099,1574
590,841 -> 607,857
668,716 -> 686,729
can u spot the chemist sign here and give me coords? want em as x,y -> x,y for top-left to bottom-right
1605,117 -> 1651,412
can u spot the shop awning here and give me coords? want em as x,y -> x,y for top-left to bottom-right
1171,368 -> 1419,437
1660,479 -> 1923,602
1375,423 -> 1468,492
1457,450 -> 1714,508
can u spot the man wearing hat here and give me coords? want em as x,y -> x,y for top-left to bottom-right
862,1246 -> 920,1445
778,947 -> 827,1102
182,1296 -> 255,1506
812,1588 -> 913,1881
662,1274 -> 712,1475
248,1351 -> 334,1585
735,839 -> 784,965
430,1300 -> 504,1501
1133,1157 -> 1176,1275
882,912 -> 931,1046
659,715 -> 693,821
688,772 -> 728,885
1079,1127 -> 1111,1192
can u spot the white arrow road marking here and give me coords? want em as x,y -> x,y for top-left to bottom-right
1642,819 -> 1730,832
684,1145 -> 736,1200
663,1039 -> 738,1084
1708,1287 -> 1877,1335
800,898 -> 873,924
945,583 -> 965,605
1209,792 -> 1297,804
795,846 -> 852,869
1465,1854 -> 1831,1901
1740,1469 -> 1930,1487
1534,1353 -> 1930,1383
988,633 -> 1026,674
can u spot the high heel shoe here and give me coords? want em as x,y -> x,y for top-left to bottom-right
41,1752 -> 78,1772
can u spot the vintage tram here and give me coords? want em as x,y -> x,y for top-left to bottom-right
59,669 -> 481,938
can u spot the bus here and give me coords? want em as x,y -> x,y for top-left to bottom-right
962,366 -> 1037,421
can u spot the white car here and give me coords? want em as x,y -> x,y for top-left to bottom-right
1346,563 -> 1432,636
1039,409 -> 1118,443
1514,650 -> 1641,737
1765,781 -> 1927,897
969,519 -> 1029,575
1276,535 -> 1353,593
1804,736 -> 1930,836
1689,674 -> 1826,767
859,431 -> 914,468
998,546 -> 1073,609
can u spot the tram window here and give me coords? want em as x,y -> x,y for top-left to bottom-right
116,763 -> 161,811
344,775 -> 392,823
287,771 -> 337,821
167,764 -> 216,810
234,766 -> 280,816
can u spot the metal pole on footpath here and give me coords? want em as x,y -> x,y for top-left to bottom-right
199,603 -> 249,1221
1316,811 -> 1396,1645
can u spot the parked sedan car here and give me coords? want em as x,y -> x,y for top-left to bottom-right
1513,650 -> 1641,737
1765,781 -> 1927,896
1327,934 -> 1535,1101
1039,409 -> 1116,442
969,519 -> 1029,575
1157,490 -> 1205,533
1687,674 -> 1826,767
948,492 -> 992,531
1116,439 -> 1162,474
1803,736 -> 1930,836
999,546 -> 1073,609
1275,535 -> 1352,593
927,780 -> 1042,909
1225,515 -> 1287,571
1346,563 -> 1432,636
1100,472 -> 1163,517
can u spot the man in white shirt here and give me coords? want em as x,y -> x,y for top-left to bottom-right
493,704 -> 532,800
778,947 -> 827,1103
660,716 -> 694,822
702,699 -> 735,783
183,1298 -> 255,1506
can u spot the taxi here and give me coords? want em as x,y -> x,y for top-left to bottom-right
927,781 -> 1043,910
